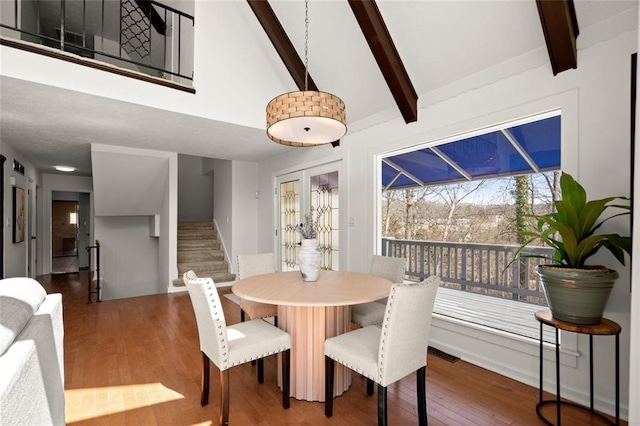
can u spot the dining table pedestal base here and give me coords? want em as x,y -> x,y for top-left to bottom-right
278,304 -> 351,402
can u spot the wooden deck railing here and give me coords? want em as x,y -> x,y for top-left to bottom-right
382,238 -> 554,305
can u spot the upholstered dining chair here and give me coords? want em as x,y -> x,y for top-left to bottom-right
325,276 -> 440,426
237,252 -> 278,326
351,255 -> 405,327
183,271 -> 291,425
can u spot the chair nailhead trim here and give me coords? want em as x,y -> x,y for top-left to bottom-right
189,273 -> 290,370
229,346 -> 291,367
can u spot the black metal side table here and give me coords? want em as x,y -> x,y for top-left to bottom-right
535,309 -> 620,425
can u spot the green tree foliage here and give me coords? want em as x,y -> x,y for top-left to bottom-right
381,172 -> 558,245
514,175 -> 531,245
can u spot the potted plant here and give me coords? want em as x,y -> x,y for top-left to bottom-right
296,207 -> 322,282
513,172 -> 631,325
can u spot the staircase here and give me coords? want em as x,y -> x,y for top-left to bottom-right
173,222 -> 235,286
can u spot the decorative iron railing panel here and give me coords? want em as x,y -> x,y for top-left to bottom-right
0,0 -> 193,83
382,238 -> 554,305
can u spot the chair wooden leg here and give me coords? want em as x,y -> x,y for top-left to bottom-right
377,384 -> 388,426
282,349 -> 290,409
201,352 -> 210,406
325,356 -> 335,417
367,378 -> 374,396
219,369 -> 230,426
417,366 -> 428,426
257,358 -> 264,383
241,309 -> 257,367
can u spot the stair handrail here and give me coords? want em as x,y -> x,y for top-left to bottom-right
86,240 -> 101,303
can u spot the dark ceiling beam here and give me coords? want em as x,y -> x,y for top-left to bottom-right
246,0 -> 318,92
348,0 -> 418,124
536,0 -> 579,75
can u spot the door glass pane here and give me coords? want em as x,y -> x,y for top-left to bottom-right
280,179 -> 300,271
310,171 -> 339,270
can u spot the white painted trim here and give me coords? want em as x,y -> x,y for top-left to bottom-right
430,314 -> 627,419
213,218 -> 232,274
39,180 -> 94,276
628,11 -> 640,423
272,157 -> 347,270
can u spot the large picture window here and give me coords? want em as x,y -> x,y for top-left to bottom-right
379,112 -> 561,342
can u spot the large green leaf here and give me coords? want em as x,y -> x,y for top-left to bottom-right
555,200 -> 580,238
578,198 -> 613,238
602,234 -> 632,264
574,235 -> 608,266
579,197 -> 629,237
560,173 -> 586,213
534,215 -> 579,265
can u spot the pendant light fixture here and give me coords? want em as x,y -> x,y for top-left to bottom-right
266,0 -> 346,147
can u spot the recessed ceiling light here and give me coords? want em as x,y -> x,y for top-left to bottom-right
55,165 -> 76,172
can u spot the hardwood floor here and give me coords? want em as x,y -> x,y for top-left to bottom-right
37,271 -> 623,425
51,255 -> 80,274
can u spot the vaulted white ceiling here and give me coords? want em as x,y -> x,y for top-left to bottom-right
1,0 -> 637,177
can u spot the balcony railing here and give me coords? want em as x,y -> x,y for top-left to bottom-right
382,238 -> 554,305
0,0 -> 193,85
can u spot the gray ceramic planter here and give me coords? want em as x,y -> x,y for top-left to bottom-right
536,265 -> 618,325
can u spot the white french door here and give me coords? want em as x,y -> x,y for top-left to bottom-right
276,161 -> 342,272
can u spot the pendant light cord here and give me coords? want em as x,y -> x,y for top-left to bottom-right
304,0 -> 309,91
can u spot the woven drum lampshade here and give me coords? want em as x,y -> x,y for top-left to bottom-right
266,90 -> 347,147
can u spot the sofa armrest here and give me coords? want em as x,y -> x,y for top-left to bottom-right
0,293 -> 65,426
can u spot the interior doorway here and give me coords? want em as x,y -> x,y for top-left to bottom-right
51,200 -> 79,273
276,161 -> 343,272
50,191 -> 90,274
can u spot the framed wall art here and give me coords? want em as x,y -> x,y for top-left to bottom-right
13,186 -> 25,243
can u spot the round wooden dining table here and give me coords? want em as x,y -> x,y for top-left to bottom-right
232,270 -> 391,402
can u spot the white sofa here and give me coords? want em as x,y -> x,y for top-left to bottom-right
0,277 -> 64,425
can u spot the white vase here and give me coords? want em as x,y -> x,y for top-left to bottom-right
298,239 -> 321,282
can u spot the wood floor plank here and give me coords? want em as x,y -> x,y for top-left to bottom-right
36,271 -> 625,425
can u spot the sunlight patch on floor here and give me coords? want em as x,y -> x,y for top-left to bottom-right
65,383 -> 184,423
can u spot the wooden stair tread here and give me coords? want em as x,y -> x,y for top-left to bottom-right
175,221 -> 235,287
173,271 -> 235,287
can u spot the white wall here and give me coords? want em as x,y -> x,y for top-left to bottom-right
91,144 -> 170,216
0,2 -> 284,131
161,153 -> 178,292
256,16 -> 637,420
77,192 -> 90,268
1,142 -> 41,278
95,216 -> 161,299
91,145 -> 177,298
178,154 -> 213,221
208,158 -> 259,275
211,158 -> 232,265
627,7 -> 640,425
231,160 -> 259,270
